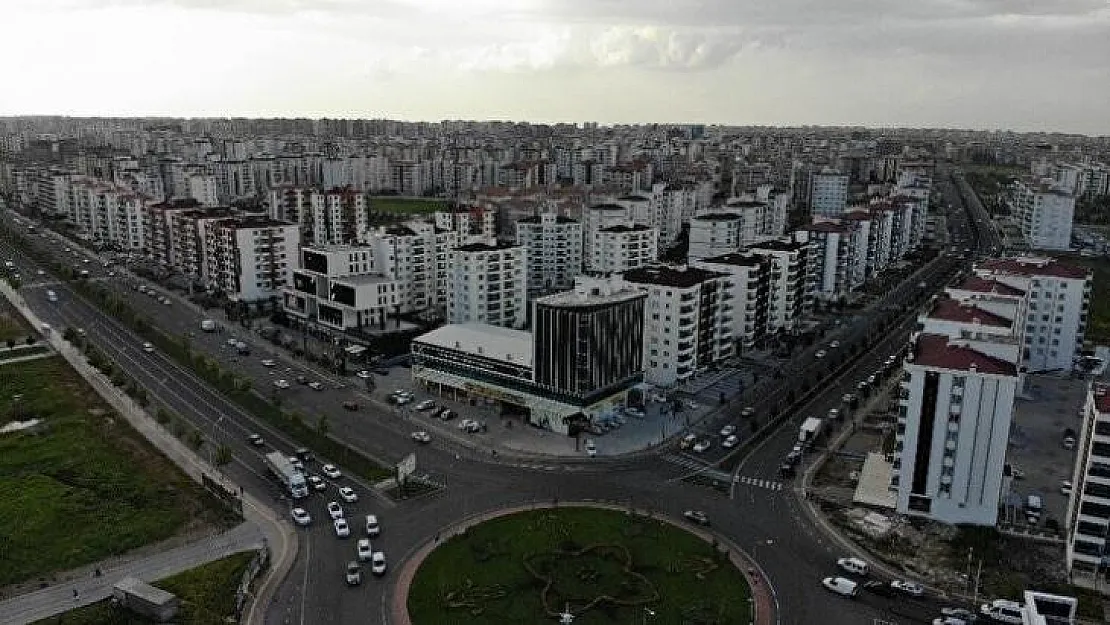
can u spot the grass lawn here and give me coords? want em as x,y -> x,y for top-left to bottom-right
31,551 -> 256,625
369,196 -> 446,215
1054,254 -> 1110,345
407,507 -> 752,625
0,357 -> 235,589
0,297 -> 33,343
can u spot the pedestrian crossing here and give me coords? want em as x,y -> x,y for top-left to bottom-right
737,475 -> 784,491
661,453 -> 713,472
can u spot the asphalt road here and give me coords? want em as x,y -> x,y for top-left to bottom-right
0,176 -> 994,625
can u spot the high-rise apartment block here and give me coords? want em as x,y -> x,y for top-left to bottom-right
1008,180 -> 1076,251
447,241 -> 527,329
809,168 -> 849,217
516,213 -> 583,296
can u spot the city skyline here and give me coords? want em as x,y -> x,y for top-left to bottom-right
1,0 -> 1108,135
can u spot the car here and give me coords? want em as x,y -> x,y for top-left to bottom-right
365,514 -> 380,537
308,381 -> 324,391
829,340 -> 841,348
345,561 -> 361,585
837,557 -> 870,576
339,487 -> 358,503
693,440 -> 712,453
273,379 -> 290,389
438,409 -> 456,421
295,375 -> 309,385
288,457 -> 304,472
933,618 -> 969,625
356,369 -> 371,379
295,448 -> 314,463
624,407 -> 645,419
357,538 -> 373,561
248,433 -> 265,447
343,401 -> 359,411
842,393 -> 858,406
815,350 -> 827,359
322,464 -> 342,479
291,507 -> 312,526
778,462 -> 796,477
719,424 -> 737,437
370,551 -> 387,576
939,607 -> 975,619
458,418 -> 479,431
862,580 -> 897,597
327,501 -> 344,520
411,430 -> 432,444
1061,480 -> 1073,495
307,475 -> 327,491
740,407 -> 755,419
36,269 -> 44,276
333,518 -> 350,538
722,435 -> 739,448
585,440 -> 597,457
891,580 -> 925,597
414,399 -> 436,412
683,510 -> 710,526
261,359 -> 277,367
142,342 -> 154,353
822,576 -> 859,597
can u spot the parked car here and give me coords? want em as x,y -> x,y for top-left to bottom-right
308,381 -> 324,391
356,369 -> 371,379
415,400 -> 436,412
307,475 -> 327,491
836,557 -> 870,576
693,440 -> 712,453
343,401 -> 359,411
585,440 -> 597,457
261,359 -> 277,367
891,580 -> 925,597
142,342 -> 155,353
273,379 -> 290,389
862,581 -> 896,598
722,435 -> 739,448
720,424 -> 737,437
679,434 -> 698,450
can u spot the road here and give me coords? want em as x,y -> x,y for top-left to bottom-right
0,174 -> 992,625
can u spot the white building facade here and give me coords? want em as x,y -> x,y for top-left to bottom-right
1009,180 -> 1076,251
447,241 -> 527,329
515,213 -> 583,296
204,216 -> 300,302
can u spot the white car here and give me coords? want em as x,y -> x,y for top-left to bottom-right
356,370 -> 371,379
345,561 -> 361,586
357,538 -> 373,561
36,269 -> 44,276
722,435 -> 739,448
829,340 -> 841,348
1061,480 -> 1073,495
291,507 -> 312,526
411,431 -> 432,444
365,514 -> 380,537
815,350 -> 827,359
261,359 -> 277,367
822,576 -> 858,597
370,551 -> 387,576
692,440 -> 712,453
142,342 -> 154,353
339,487 -> 358,503
719,424 -> 737,437
322,464 -> 342,479
307,475 -> 327,491
327,501 -> 344,520
585,440 -> 597,457
308,381 -> 324,391
458,418 -> 479,431
415,399 -> 436,411
333,518 -> 350,538
273,379 -> 290,389
837,557 -> 870,576
891,580 -> 924,597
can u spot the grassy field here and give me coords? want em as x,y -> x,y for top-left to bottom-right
31,551 -> 256,625
1055,254 -> 1110,345
0,357 -> 234,588
408,507 -> 752,625
368,196 -> 446,214
0,297 -> 33,343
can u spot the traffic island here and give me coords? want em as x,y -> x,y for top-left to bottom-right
398,504 -> 771,625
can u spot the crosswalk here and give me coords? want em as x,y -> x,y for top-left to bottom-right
736,475 -> 784,491
661,452 -> 713,472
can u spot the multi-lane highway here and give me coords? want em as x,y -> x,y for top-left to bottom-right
0,174 -> 994,625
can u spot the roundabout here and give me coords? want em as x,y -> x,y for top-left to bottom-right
396,503 -> 769,625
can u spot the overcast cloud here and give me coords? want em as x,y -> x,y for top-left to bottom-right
0,0 -> 1106,133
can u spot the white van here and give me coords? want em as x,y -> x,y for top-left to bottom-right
822,576 -> 859,597
836,557 -> 870,576
980,599 -> 1023,623
1026,495 -> 1043,523
46,290 -> 58,302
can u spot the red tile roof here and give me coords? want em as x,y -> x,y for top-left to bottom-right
1093,383 -> 1110,414
980,257 -> 1089,280
957,276 -> 1026,296
912,333 -> 1018,376
928,297 -> 1012,328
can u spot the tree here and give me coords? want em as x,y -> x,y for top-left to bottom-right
186,429 -> 204,450
5,338 -> 14,349
214,444 -> 232,467
317,414 -> 330,437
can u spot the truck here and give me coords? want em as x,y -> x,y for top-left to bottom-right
200,319 -> 217,332
264,451 -> 308,499
798,417 -> 823,447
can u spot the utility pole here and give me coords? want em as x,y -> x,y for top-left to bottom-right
973,557 -> 983,604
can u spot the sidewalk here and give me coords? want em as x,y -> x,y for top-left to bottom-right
0,281 -> 299,625
387,502 -> 777,625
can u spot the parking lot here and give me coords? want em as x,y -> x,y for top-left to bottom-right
1003,375 -> 1089,530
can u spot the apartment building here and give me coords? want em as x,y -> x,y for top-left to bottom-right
435,207 -> 496,240
623,265 -> 734,387
749,233 -> 814,332
1066,382 -> 1110,589
65,177 -> 147,250
1009,180 -> 1076,251
806,221 -> 856,302
283,245 -> 400,330
515,213 -> 583,296
809,168 -> 849,217
688,213 -> 743,262
693,252 -> 771,351
447,240 -> 527,329
204,216 -> 299,302
267,186 -> 369,246
589,224 -> 659,274
186,173 -> 218,207
582,203 -> 632,270
975,257 -> 1091,373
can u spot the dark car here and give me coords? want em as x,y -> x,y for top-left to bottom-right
778,462 -> 796,477
862,580 -> 897,598
295,447 -> 314,463
342,401 -> 359,411
682,510 -> 710,526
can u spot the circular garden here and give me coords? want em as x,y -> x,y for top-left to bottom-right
407,506 -> 753,625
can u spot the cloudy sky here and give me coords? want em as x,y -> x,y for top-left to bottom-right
1,0 -> 1107,133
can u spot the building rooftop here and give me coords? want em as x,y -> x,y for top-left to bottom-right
693,213 -> 741,221
218,216 -> 292,230
534,281 -> 645,308
333,273 -> 394,287
413,323 -> 533,368
517,214 -> 578,224
456,241 -> 521,253
618,195 -> 650,202
588,203 -> 627,211
380,224 -> 418,237
725,199 -> 766,208
624,265 -> 723,288
910,333 -> 1018,376
599,224 -> 652,234
750,238 -> 806,252
928,297 -> 1013,328
698,252 -> 765,267
979,257 -> 1090,280
806,221 -> 849,234
957,276 -> 1026,296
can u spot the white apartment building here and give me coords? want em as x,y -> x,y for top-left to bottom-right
809,168 -> 849,217
688,214 -> 743,262
283,245 -> 400,330
65,177 -> 147,250
589,224 -> 658,274
895,329 -> 1019,526
515,213 -> 583,296
582,203 -> 632,270
447,240 -> 527,329
204,216 -> 300,302
749,233 -> 815,332
186,173 -> 218,207
806,221 -> 856,302
435,207 -> 496,240
623,265 -> 734,387
975,257 -> 1091,373
267,186 -> 369,246
1009,180 -> 1076,251
1066,381 -> 1110,589
693,252 -> 770,351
